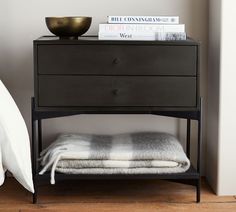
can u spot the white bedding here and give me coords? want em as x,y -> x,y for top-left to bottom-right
0,80 -> 34,193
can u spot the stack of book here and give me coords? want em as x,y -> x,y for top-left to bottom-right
98,16 -> 187,41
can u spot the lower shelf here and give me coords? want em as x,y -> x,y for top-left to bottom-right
35,165 -> 199,182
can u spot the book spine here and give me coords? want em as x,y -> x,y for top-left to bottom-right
99,24 -> 185,33
98,32 -> 156,41
108,16 -> 179,24
156,32 -> 187,41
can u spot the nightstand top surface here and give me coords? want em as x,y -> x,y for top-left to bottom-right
34,35 -> 199,45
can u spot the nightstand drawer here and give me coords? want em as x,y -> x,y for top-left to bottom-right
38,76 -> 196,107
37,45 -> 197,76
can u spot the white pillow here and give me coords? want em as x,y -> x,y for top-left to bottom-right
0,80 -> 34,193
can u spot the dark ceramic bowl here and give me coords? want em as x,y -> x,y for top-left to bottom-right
45,16 -> 92,39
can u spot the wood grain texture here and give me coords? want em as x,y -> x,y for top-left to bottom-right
38,76 -> 196,107
0,178 -> 235,211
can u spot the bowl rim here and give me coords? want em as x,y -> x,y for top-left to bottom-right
45,16 -> 92,19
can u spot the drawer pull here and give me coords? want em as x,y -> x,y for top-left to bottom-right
112,89 -> 119,96
112,58 -> 120,65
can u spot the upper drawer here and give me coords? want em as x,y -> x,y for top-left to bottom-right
37,45 -> 197,76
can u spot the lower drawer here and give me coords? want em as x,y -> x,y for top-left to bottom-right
38,76 -> 197,107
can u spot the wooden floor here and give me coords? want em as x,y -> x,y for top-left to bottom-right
0,178 -> 235,212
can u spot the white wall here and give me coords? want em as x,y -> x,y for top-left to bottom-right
208,0 -> 236,195
0,0 -> 208,171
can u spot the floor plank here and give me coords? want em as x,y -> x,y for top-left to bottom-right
0,178 -> 235,211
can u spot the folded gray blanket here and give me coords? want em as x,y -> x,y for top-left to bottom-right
39,132 -> 190,184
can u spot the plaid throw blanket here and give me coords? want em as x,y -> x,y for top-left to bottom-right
39,132 -> 190,184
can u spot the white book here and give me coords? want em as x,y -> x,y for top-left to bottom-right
108,16 -> 179,24
99,24 -> 185,33
99,32 -> 156,41
99,32 -> 187,41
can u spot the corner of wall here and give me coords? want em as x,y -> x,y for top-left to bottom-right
206,0 -> 222,194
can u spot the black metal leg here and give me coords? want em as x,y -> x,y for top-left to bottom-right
32,125 -> 38,204
196,98 -> 203,203
31,98 -> 38,204
197,98 -> 203,173
38,119 -> 42,154
196,178 -> 201,203
33,181 -> 38,204
186,119 -> 191,159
